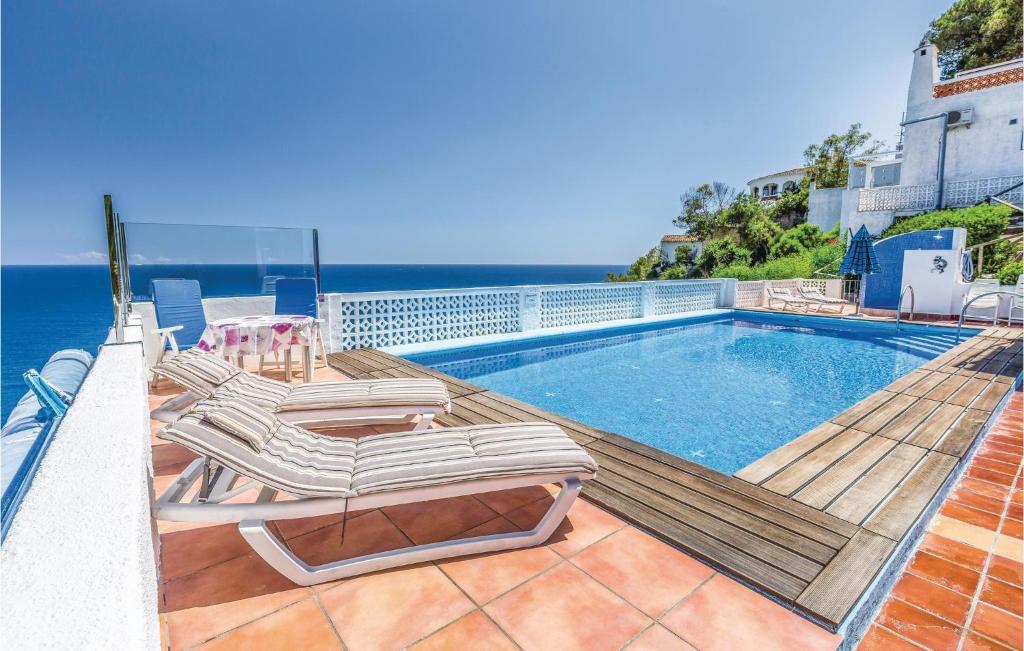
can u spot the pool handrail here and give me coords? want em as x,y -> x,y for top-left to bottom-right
956,290 -> 1017,342
896,285 -> 915,332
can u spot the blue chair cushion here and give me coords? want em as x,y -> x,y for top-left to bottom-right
274,277 -> 319,318
151,279 -> 208,350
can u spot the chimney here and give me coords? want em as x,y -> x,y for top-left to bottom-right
906,42 -> 940,116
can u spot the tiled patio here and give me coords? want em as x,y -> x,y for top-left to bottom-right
860,389 -> 1023,650
149,365 -> 842,651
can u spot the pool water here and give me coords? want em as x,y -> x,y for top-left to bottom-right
408,312 -> 969,474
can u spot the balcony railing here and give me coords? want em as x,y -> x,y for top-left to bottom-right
857,175 -> 1023,212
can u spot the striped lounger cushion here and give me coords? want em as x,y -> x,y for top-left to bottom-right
276,379 -> 452,412
151,348 -> 242,396
159,398 -> 597,498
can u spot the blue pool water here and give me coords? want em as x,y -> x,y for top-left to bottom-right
409,313 -> 970,474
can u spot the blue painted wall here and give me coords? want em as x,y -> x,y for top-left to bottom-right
863,229 -> 956,310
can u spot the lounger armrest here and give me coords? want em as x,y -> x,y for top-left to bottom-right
153,325 -> 184,335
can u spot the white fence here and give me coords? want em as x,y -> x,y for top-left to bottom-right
734,278 -> 841,308
325,279 -> 731,351
857,175 -> 1023,212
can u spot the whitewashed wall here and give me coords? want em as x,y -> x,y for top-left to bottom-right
734,279 -> 842,308
807,187 -> 844,232
0,318 -> 160,650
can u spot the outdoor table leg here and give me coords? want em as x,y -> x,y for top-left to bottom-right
284,348 -> 293,383
302,344 -> 313,383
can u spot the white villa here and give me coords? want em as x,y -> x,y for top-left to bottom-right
660,233 -> 703,263
747,166 -> 809,202
808,42 -> 1023,235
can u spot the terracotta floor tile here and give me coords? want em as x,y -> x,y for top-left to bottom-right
961,477 -> 1014,501
857,624 -> 922,651
271,512 -> 345,540
989,555 -> 1024,588
942,501 -> 1004,531
318,564 -> 474,650
485,562 -> 650,651
970,603 -> 1024,649
907,550 -> 982,596
626,624 -> 695,650
437,519 -> 560,604
962,630 -> 1015,650
475,485 -> 556,515
931,514 -> 999,553
196,598 -> 339,650
163,553 -> 309,649
505,497 -> 625,558
382,495 -> 499,544
975,457 -> 1022,477
969,466 -> 1018,487
953,485 -> 1013,517
920,532 -> 989,570
152,443 -> 199,473
284,509 -> 411,568
875,598 -> 962,650
978,446 -> 1023,466
980,576 -> 1024,617
660,574 -> 840,651
892,572 -> 972,626
1008,503 -> 1022,521
570,526 -> 713,618
160,523 -> 254,581
1003,518 -> 1023,541
995,534 -> 1024,562
408,611 -> 516,651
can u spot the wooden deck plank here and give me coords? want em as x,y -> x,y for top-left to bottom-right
762,429 -> 872,497
922,374 -> 970,402
935,409 -> 990,458
735,422 -> 845,485
885,369 -> 932,394
793,436 -> 899,510
864,451 -> 958,541
903,372 -> 951,398
903,403 -> 967,449
830,391 -> 897,428
584,480 -> 810,600
972,382 -> 1013,413
588,441 -> 847,553
826,444 -> 928,525
852,394 -> 919,434
876,398 -> 940,442
590,452 -> 833,572
796,530 -> 897,627
947,377 -> 990,407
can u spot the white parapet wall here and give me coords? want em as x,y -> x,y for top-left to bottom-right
734,278 -> 842,308
0,318 -> 160,650
323,279 -> 733,351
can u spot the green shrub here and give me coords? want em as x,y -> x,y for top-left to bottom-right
659,264 -> 690,280
711,263 -> 760,280
810,241 -> 844,274
711,252 -> 815,281
997,261 -> 1023,286
881,204 -> 1013,247
608,247 -> 662,282
696,238 -> 752,276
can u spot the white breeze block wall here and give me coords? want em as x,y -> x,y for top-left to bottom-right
0,321 -> 160,650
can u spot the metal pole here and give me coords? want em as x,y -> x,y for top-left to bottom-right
900,112 -> 949,210
312,228 -> 322,296
104,195 -> 124,343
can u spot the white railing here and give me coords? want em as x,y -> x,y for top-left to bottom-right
325,279 -> 729,350
857,175 -> 1023,212
734,278 -> 841,308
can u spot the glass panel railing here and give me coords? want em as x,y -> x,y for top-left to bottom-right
122,222 -> 318,300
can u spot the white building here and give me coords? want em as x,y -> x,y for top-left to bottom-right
660,234 -> 703,263
811,43 -> 1023,236
747,167 -> 809,202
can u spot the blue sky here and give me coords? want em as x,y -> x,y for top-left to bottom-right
2,0 -> 951,265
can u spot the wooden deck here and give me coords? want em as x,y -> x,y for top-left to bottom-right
326,325 -> 1022,630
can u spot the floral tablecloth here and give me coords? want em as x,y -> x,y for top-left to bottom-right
196,315 -> 316,357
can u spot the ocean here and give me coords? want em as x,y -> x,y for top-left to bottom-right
0,264 -> 626,420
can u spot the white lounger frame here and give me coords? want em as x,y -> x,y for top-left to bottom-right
151,392 -> 445,431
154,457 -> 589,585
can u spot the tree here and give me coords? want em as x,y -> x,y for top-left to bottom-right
925,0 -> 1023,78
608,247 -> 661,282
803,124 -> 884,189
695,238 -> 751,277
673,182 -> 736,238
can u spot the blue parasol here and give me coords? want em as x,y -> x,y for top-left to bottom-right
839,225 -> 880,315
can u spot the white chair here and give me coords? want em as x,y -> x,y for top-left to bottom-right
1008,275 -> 1023,326
963,278 -> 1002,324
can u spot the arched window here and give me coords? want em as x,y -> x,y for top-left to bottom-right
752,186 -> 759,197
764,183 -> 778,197
783,181 -> 797,194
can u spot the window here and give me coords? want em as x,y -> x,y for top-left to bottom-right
763,183 -> 778,196
782,181 -> 797,193
752,186 -> 759,197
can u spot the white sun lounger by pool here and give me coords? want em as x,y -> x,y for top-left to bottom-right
150,348 -> 451,430
765,287 -> 812,312
154,398 -> 598,585
796,287 -> 847,313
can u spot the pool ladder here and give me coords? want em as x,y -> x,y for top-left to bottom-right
895,285 -> 915,332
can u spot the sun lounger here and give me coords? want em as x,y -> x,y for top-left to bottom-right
153,397 -> 598,585
765,287 -> 812,312
796,287 -> 847,313
150,348 -> 450,430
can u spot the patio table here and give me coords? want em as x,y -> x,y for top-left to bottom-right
196,315 -> 317,382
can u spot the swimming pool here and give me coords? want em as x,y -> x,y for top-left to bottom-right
407,311 -> 974,474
